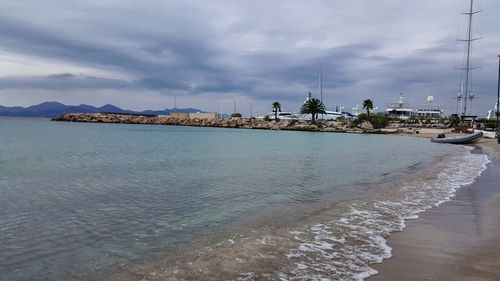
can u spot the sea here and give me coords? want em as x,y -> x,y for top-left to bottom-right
0,117 -> 490,281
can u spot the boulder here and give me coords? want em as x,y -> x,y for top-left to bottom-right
360,121 -> 374,130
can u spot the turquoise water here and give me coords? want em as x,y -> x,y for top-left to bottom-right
0,117 -> 475,280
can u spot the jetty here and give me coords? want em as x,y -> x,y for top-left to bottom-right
51,112 -> 387,133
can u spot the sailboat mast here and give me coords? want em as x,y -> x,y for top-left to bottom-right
319,65 -> 323,103
462,0 -> 475,116
497,55 -> 500,129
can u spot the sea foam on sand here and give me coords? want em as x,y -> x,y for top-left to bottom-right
278,147 -> 489,281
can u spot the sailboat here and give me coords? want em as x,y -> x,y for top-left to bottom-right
432,0 -> 484,144
456,0 -> 480,121
316,66 -> 344,120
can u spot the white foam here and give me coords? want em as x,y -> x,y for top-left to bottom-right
237,272 -> 255,281
281,148 -> 490,281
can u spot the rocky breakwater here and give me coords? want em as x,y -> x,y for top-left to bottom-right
52,113 -> 379,133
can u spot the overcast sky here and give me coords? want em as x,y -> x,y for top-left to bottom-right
0,0 -> 499,116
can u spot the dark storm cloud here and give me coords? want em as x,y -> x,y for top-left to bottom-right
0,17 -> 133,69
0,73 -> 130,90
0,13 -> 382,98
0,15 -> 219,74
0,14 -> 257,96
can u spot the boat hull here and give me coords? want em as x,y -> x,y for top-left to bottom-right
431,131 -> 483,144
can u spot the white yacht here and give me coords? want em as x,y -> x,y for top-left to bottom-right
415,96 -> 443,117
320,111 -> 343,120
258,111 -> 299,120
386,94 -> 413,120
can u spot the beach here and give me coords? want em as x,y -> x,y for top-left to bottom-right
370,138 -> 500,281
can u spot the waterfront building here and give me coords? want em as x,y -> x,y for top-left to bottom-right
170,112 -> 190,119
189,112 -> 220,120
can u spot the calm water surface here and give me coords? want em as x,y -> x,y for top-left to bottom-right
0,117 -> 460,280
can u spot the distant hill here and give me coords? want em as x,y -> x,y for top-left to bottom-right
0,102 -> 203,118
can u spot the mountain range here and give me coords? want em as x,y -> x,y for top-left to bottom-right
0,102 -> 203,118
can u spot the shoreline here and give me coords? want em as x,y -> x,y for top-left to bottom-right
369,138 -> 500,281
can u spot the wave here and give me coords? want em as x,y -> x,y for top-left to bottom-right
278,147 -> 490,281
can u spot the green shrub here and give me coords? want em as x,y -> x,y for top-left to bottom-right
477,118 -> 499,129
351,113 -> 388,129
368,115 -> 389,129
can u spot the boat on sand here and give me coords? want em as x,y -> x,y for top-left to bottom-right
431,131 -> 483,144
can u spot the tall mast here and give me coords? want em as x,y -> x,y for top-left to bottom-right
319,65 -> 323,103
462,0 -> 473,116
460,0 -> 480,117
496,55 -> 500,130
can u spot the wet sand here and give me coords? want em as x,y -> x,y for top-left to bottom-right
369,138 -> 500,281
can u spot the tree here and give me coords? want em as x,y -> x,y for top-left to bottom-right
363,99 -> 374,117
231,112 -> 242,118
272,101 -> 281,120
300,97 -> 326,123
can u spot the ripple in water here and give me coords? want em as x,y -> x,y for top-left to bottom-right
97,147 -> 489,281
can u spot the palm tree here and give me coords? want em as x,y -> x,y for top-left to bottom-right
363,99 -> 374,117
272,101 -> 281,120
300,97 -> 326,123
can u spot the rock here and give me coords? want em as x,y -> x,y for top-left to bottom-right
322,127 -> 340,132
284,124 -> 319,131
360,121 -> 374,130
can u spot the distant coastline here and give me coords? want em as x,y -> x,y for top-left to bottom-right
0,102 -> 201,118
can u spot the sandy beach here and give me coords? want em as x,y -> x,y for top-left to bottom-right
369,138 -> 500,281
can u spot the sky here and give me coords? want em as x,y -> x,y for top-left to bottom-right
0,0 -> 499,117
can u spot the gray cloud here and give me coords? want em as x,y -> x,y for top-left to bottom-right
0,0 -> 499,115
0,73 -> 130,90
